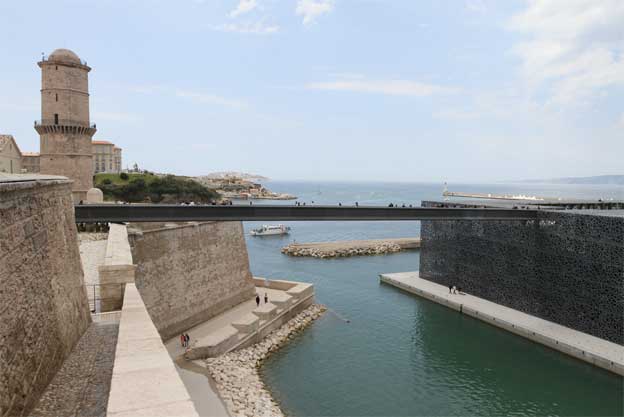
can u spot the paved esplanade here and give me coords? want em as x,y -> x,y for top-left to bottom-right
74,204 -> 539,222
380,272 -> 624,375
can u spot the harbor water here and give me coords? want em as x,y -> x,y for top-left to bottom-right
243,181 -> 623,417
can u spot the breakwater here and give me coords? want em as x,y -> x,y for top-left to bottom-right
204,304 -> 326,417
281,238 -> 420,258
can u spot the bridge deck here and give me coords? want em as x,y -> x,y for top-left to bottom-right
74,204 -> 538,223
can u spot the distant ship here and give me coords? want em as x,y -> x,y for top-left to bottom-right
250,224 -> 291,236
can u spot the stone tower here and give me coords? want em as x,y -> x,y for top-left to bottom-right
35,48 -> 96,202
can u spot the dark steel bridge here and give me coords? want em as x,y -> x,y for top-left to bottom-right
74,204 -> 539,223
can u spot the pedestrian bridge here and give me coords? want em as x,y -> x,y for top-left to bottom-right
74,204 -> 539,223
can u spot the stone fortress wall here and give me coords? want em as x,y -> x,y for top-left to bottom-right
419,201 -> 624,345
0,176 -> 92,416
128,221 -> 256,341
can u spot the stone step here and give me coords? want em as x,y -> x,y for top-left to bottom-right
231,313 -> 260,334
252,303 -> 277,321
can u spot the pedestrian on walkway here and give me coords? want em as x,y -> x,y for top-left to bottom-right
448,285 -> 452,294
256,294 -> 260,307
185,333 -> 190,348
180,333 -> 185,347
264,293 -> 268,304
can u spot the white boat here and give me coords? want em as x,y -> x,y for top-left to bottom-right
250,224 -> 291,236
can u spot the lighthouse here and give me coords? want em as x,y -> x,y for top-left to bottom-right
35,48 -> 96,202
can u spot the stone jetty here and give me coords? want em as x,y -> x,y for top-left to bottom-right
204,304 -> 326,417
281,238 -> 420,258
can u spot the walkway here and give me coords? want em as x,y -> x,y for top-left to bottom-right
30,322 -> 119,417
165,287 -> 284,358
380,271 -> 624,376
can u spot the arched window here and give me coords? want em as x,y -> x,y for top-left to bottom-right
54,114 -> 59,125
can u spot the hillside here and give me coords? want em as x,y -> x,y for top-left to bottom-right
95,173 -> 220,203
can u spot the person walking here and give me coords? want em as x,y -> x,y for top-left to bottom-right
255,294 -> 260,307
180,333 -> 185,347
185,333 -> 190,348
264,293 -> 268,304
448,285 -> 452,294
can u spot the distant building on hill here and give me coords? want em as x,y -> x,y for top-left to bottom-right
93,140 -> 122,174
0,134 -> 23,173
22,152 -> 40,173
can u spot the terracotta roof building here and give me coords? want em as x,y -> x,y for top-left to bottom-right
93,140 -> 122,173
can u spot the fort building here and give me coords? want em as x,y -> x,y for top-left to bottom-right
35,48 -> 97,202
22,151 -> 40,173
0,134 -> 22,173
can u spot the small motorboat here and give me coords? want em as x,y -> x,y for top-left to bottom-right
250,224 -> 291,236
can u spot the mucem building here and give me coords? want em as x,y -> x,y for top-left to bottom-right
419,200 -> 624,345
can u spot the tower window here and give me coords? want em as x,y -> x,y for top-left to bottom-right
55,93 -> 58,102
54,114 -> 59,125
55,66 -> 58,70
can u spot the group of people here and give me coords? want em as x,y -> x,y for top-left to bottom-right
179,332 -> 191,348
255,293 -> 269,307
448,285 -> 462,294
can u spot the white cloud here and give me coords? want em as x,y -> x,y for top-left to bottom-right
230,0 -> 257,18
296,0 -> 334,25
306,78 -> 458,96
509,0 -> 624,105
211,22 -> 278,34
175,89 -> 247,109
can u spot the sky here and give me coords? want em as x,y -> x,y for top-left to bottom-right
0,0 -> 622,182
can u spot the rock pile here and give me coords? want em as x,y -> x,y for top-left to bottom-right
281,242 -> 402,258
204,304 -> 326,417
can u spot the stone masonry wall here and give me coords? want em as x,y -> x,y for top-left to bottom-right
0,177 -> 92,416
419,201 -> 624,344
128,221 -> 256,341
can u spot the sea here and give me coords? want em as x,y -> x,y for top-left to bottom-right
240,181 -> 623,417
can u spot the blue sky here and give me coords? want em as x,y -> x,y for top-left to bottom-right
1,0 -> 622,182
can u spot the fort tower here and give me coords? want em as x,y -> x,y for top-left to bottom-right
35,48 -> 96,201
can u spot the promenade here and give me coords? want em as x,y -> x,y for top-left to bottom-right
380,271 -> 624,376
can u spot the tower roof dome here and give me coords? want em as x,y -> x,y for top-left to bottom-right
48,48 -> 82,64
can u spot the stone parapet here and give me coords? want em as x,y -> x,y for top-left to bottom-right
107,284 -> 199,416
99,224 -> 136,312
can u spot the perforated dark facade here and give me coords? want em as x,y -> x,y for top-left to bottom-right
419,202 -> 624,345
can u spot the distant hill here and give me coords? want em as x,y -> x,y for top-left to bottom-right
522,175 -> 624,185
95,173 -> 220,203
200,172 -> 270,181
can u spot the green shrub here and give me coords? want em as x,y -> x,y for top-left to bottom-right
119,172 -> 129,180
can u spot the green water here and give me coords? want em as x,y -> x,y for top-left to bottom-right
245,181 -> 623,417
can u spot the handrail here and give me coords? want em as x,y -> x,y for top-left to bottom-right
34,119 -> 96,129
